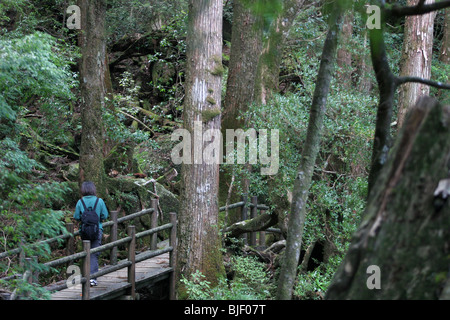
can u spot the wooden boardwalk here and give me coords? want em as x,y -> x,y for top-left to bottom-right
50,252 -> 171,300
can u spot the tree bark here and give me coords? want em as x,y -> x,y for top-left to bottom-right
357,30 -> 372,93
175,0 -> 224,297
219,0 -> 263,214
439,8 -> 450,104
78,0 -> 108,198
442,8 -> 450,64
276,7 -> 342,300
337,11 -> 354,88
326,97 -> 450,299
254,0 -> 305,104
222,0 -> 262,127
397,0 -> 436,128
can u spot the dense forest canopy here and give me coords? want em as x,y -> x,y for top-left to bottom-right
0,0 -> 449,300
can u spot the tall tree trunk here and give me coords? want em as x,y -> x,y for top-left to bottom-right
250,0 -> 305,236
254,0 -> 305,104
276,7 -> 342,300
175,0 -> 224,297
337,11 -> 354,88
219,0 -> 263,215
397,0 -> 436,128
326,97 -> 450,299
442,8 -> 450,64
222,0 -> 262,127
78,0 -> 107,198
439,8 -> 450,104
357,30 -> 372,93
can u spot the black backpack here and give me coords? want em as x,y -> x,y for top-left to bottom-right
80,198 -> 100,241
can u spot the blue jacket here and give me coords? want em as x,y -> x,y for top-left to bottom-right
74,196 -> 109,230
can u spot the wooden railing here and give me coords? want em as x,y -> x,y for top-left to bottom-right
46,213 -> 177,300
1,194 -> 278,300
0,199 -> 177,300
0,199 -> 161,263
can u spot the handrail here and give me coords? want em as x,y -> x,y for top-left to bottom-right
1,196 -> 270,261
45,213 -> 177,300
218,201 -> 269,212
0,199 -> 178,300
1,194 -> 273,299
0,207 -> 155,260
42,221 -> 174,270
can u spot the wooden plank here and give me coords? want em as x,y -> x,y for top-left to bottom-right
50,252 -> 172,300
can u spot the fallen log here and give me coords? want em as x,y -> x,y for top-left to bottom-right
222,211 -> 278,239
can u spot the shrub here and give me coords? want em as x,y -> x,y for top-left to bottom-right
0,31 -> 76,299
180,256 -> 273,300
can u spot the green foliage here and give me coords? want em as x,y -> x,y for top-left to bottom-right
0,175 -> 71,299
180,256 -> 273,300
148,21 -> 187,120
0,31 -> 77,142
242,0 -> 283,33
294,255 -> 342,300
0,31 -> 76,299
431,59 -> 450,105
105,71 -> 150,144
106,0 -> 188,44
229,4 -> 378,295
0,137 -> 72,249
1,0 -> 70,40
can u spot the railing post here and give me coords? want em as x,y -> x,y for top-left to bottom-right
110,210 -> 118,265
151,199 -> 159,250
169,212 -> 177,300
19,238 -> 25,268
250,196 -> 258,246
240,195 -> 248,244
66,223 -> 74,257
82,240 -> 91,300
25,258 -> 32,285
259,209 -> 266,247
24,257 -> 33,299
31,255 -> 39,284
127,225 -> 136,300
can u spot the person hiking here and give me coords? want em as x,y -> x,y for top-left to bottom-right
74,181 -> 109,287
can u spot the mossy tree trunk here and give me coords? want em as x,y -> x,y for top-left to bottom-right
175,0 -> 225,298
219,0 -> 263,216
77,0 -> 108,198
326,97 -> 450,299
254,0 -> 305,105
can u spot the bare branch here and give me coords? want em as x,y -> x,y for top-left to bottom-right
388,0 -> 450,17
395,76 -> 450,90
